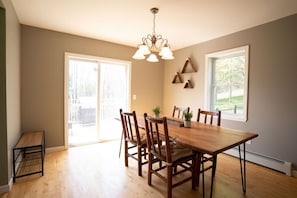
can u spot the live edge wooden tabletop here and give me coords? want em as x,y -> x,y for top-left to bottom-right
137,115 -> 258,155
14,131 -> 44,149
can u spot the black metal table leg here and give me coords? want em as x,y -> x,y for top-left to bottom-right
238,143 -> 247,194
206,145 -> 246,198
209,155 -> 217,198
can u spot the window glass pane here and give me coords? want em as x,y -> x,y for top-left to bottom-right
213,55 -> 245,116
100,62 -> 128,119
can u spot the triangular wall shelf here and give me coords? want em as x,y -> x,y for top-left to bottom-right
181,57 -> 197,73
172,72 -> 183,83
184,80 -> 194,88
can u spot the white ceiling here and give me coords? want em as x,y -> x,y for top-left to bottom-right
11,0 -> 297,50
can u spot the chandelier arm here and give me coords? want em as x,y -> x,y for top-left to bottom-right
143,36 -> 153,50
154,35 -> 166,52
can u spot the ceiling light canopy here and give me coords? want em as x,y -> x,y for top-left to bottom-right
133,8 -> 174,62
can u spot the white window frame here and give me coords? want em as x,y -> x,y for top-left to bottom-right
205,45 -> 249,122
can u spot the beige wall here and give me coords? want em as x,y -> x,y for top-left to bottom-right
5,0 -> 21,185
21,25 -> 164,148
0,0 -> 21,188
163,14 -> 297,169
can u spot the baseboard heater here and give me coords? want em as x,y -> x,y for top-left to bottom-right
224,148 -> 293,176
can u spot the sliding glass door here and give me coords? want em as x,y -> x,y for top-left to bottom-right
65,53 -> 130,147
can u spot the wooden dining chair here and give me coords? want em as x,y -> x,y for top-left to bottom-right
172,105 -> 190,119
171,105 -> 190,173
119,109 -> 147,176
197,108 -> 221,126
196,108 -> 221,185
144,113 -> 196,198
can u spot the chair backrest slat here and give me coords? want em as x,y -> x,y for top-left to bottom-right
197,108 -> 221,126
172,106 -> 190,119
120,109 -> 141,143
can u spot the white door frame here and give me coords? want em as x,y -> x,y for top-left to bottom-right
64,52 -> 131,149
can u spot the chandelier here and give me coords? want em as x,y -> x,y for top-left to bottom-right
132,8 -> 174,62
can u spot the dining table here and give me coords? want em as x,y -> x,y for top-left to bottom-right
117,114 -> 258,198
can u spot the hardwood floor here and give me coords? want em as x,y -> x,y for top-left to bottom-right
1,140 -> 297,198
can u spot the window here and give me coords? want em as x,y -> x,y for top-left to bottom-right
205,45 -> 249,122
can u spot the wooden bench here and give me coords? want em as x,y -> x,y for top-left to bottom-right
13,131 -> 45,182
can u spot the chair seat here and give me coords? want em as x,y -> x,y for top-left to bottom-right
161,142 -> 193,162
127,133 -> 147,146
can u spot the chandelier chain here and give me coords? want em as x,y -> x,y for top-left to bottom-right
153,12 -> 156,34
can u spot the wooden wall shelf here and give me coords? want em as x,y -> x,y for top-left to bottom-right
184,80 -> 193,88
172,58 -> 196,88
172,72 -> 183,83
181,57 -> 196,73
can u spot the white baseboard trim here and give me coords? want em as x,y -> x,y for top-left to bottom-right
0,177 -> 13,194
0,184 -> 9,194
8,177 -> 13,191
224,148 -> 293,176
46,146 -> 65,153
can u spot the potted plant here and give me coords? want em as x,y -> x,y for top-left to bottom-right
152,106 -> 160,118
183,111 -> 192,128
